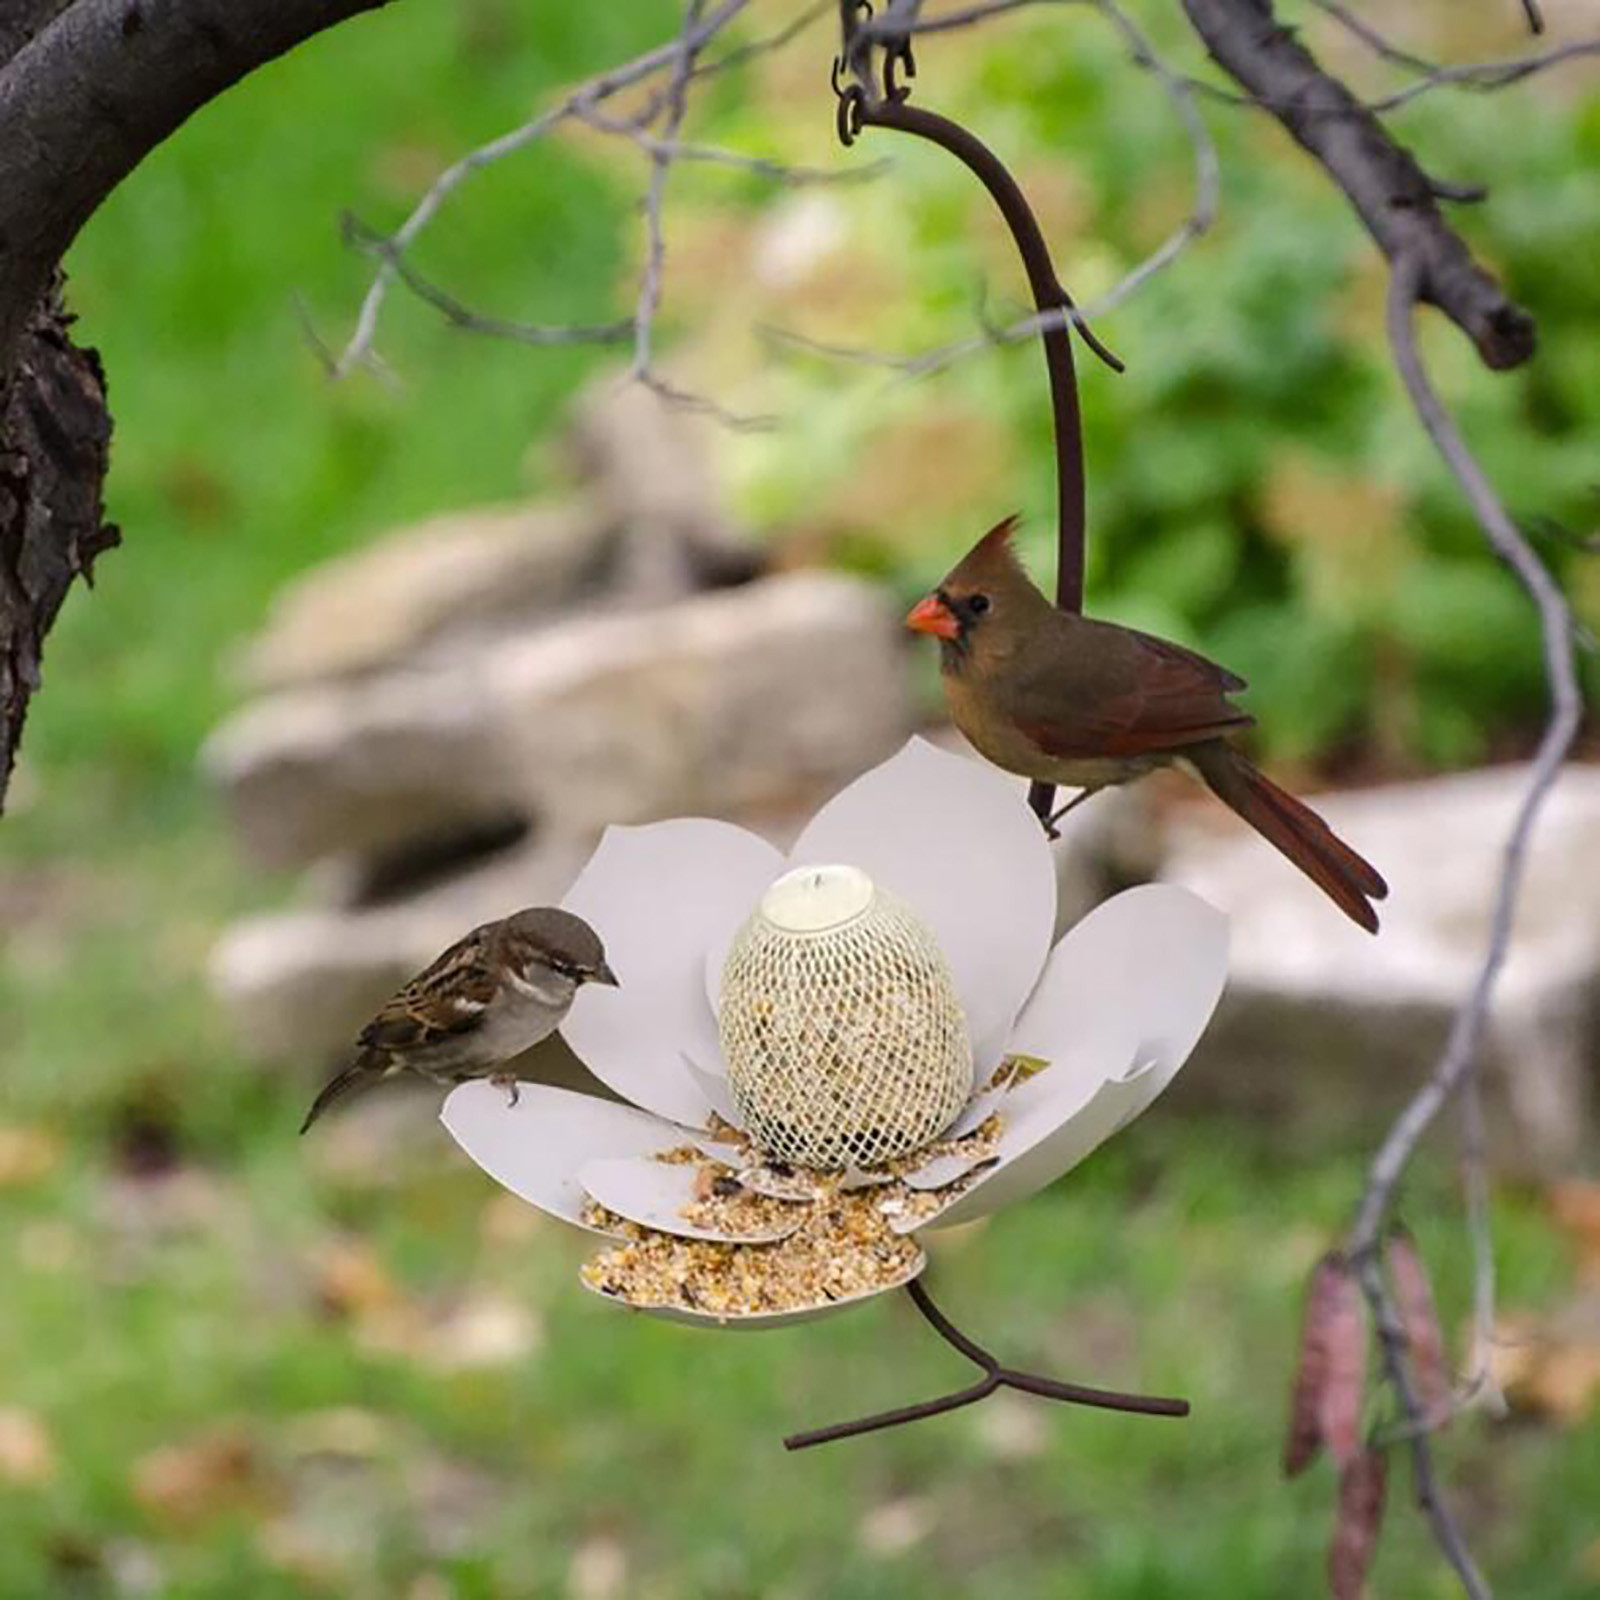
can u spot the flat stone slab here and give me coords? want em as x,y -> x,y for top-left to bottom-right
205,571 -> 914,871
1160,762 -> 1600,1172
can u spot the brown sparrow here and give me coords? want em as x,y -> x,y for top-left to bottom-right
300,907 -> 618,1133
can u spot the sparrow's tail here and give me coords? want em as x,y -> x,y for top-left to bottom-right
1188,742 -> 1388,934
299,1053 -> 383,1135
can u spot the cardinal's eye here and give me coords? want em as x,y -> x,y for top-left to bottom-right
967,594 -> 991,616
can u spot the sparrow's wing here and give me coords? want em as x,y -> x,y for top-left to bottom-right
359,924 -> 500,1054
1012,618 -> 1254,760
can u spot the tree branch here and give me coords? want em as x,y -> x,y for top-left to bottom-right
1338,250 -> 1583,1600
0,0 -> 396,808
0,0 -> 73,66
0,0 -> 396,377
0,280 -> 120,806
1177,0 -> 1535,371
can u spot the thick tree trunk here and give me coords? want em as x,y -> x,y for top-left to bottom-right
0,0 -> 393,810
0,281 -> 119,801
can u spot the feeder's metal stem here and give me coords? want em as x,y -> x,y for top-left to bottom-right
833,6 -> 1120,827
783,1278 -> 1189,1451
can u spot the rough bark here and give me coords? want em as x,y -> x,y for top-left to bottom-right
0,0 -> 393,809
0,281 -> 120,801
1180,0 -> 1536,370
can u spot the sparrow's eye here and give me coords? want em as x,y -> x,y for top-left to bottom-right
967,593 -> 991,616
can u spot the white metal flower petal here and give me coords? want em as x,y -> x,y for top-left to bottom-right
786,738 -> 1056,1067
927,885 -> 1229,1228
1010,884 -> 1229,1082
440,1082 -> 681,1236
562,818 -> 783,1124
578,1157 -> 805,1243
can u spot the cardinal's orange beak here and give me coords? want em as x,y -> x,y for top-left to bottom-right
905,594 -> 960,640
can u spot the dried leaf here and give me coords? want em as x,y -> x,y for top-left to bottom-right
1548,1180 -> 1600,1287
1328,1448 -> 1388,1600
1317,1255 -> 1367,1468
131,1428 -> 263,1526
0,1407 -> 57,1486
1486,1296 -> 1600,1424
567,1536 -> 629,1600
0,1125 -> 62,1189
310,1237 -> 400,1321
857,1497 -> 937,1559
1387,1227 -> 1451,1427
1285,1252 -> 1352,1477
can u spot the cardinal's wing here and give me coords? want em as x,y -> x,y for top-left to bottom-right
359,924 -> 500,1053
1011,620 -> 1254,760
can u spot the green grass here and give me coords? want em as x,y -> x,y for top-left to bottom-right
3,4 -> 1598,1596
0,1112 -> 1594,1597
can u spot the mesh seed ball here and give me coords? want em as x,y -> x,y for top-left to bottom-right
717,864 -> 973,1170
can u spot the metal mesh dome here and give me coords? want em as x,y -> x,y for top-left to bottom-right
717,864 -> 973,1170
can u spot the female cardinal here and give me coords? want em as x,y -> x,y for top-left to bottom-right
300,907 -> 619,1132
906,516 -> 1388,933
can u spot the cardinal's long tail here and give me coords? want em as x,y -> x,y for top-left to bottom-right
1188,742 -> 1388,934
299,1052 -> 384,1135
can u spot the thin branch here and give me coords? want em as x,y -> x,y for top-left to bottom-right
331,0 -> 751,378
695,0 -> 833,79
1457,1077 -> 1507,1417
341,214 -> 633,349
634,0 -> 718,396
575,100 -> 890,186
1361,37 -> 1600,115
784,1277 -> 1189,1449
1177,0 -> 1535,370
862,0 -> 1063,38
1305,0 -> 1438,76
1343,250 -> 1583,1600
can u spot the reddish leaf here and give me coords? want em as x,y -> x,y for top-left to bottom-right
1285,1252 -> 1344,1476
1317,1255 -> 1367,1467
1328,1448 -> 1388,1600
1387,1226 -> 1451,1427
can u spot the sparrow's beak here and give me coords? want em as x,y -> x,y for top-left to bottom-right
591,960 -> 620,988
905,593 -> 960,640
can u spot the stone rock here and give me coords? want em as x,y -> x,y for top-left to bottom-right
212,735 -> 1103,1070
205,571 -> 914,872
1161,763 -> 1600,1172
237,496 -> 750,694
565,379 -> 758,587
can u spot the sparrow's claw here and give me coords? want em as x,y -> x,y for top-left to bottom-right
490,1072 -> 521,1109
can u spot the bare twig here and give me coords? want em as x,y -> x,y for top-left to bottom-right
1361,37 -> 1600,114
862,0 -> 1064,39
332,0 -> 752,378
1342,250 -> 1583,1600
575,100 -> 889,185
1178,0 -> 1535,370
1305,0 -> 1439,76
341,214 -> 633,349
1458,1077 -> 1507,1416
634,0 -> 727,398
696,0 -> 833,78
